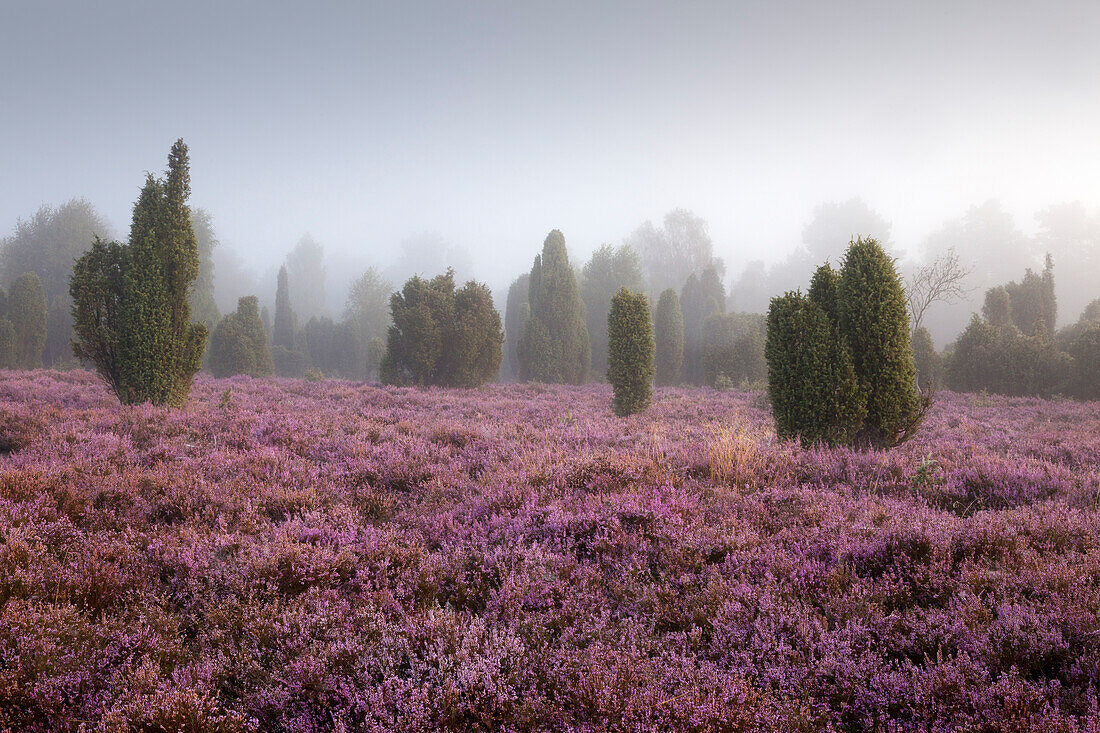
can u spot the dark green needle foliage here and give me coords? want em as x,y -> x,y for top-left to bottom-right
70,140 -> 207,406
9,272 -> 47,369
209,296 -> 273,378
607,287 -> 654,416
766,291 -> 865,447
653,288 -> 684,386
766,240 -> 925,449
837,238 -> 925,446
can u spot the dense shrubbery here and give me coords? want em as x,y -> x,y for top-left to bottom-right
607,287 -> 654,415
653,288 -> 684,386
69,140 -> 207,406
0,199 -> 110,366
381,269 -> 503,387
580,244 -> 644,377
1,371 -> 1098,730
767,240 -> 925,448
679,264 -> 725,385
766,287 -> 866,446
518,230 -> 590,384
8,272 -> 46,369
209,296 -> 273,378
702,311 -> 766,388
911,325 -> 943,390
946,261 -> 1098,399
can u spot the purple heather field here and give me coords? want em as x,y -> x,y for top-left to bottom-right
1,370 -> 1099,732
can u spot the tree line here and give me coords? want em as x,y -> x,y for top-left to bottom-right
3,141 -> 1098,425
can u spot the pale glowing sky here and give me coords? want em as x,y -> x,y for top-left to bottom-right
2,0 -> 1099,288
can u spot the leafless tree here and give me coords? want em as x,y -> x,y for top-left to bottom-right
906,248 -> 973,333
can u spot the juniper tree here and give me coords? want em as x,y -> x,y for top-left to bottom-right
653,288 -> 684,386
837,237 -> 924,447
607,288 -> 654,416
0,199 -> 110,366
9,272 -> 46,369
382,269 -> 502,387
70,140 -> 207,406
580,244 -> 644,377
451,281 -> 504,387
766,291 -> 865,447
273,265 -> 296,350
518,230 -> 590,383
503,273 -> 530,381
209,296 -> 273,378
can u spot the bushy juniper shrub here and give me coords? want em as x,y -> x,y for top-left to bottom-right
767,245 -> 925,449
606,287 -> 654,416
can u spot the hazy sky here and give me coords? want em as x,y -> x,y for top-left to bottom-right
2,0 -> 1099,288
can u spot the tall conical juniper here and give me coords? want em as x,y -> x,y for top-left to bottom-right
70,140 -> 206,406
517,230 -> 590,384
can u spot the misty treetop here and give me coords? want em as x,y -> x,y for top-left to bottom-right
8,272 -> 47,370
0,198 -> 111,367
209,295 -> 273,379
580,243 -> 644,378
69,139 -> 207,407
518,230 -> 590,385
381,269 -> 503,388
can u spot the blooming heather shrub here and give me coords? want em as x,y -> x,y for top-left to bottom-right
0,371 -> 1099,730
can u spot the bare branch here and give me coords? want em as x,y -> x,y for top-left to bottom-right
906,249 -> 974,333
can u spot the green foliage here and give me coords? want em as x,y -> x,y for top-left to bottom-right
1068,323 -> 1100,400
945,315 -> 1070,397
702,312 -> 766,388
837,237 -> 924,447
343,267 -> 393,379
0,198 -> 109,367
950,260 -> 1080,398
9,272 -> 46,368
607,288 -> 654,416
452,281 -> 504,387
273,265 -> 296,351
503,274 -> 529,382
0,316 -> 15,368
188,208 -> 221,330
766,292 -> 866,447
1003,253 -> 1056,338
679,265 -> 725,385
912,326 -> 943,390
766,240 -> 925,449
272,345 -> 310,378
209,296 -> 273,378
304,317 -> 357,379
653,288 -> 684,386
382,269 -> 502,387
366,337 -> 386,381
580,244 -> 644,377
518,230 -> 590,384
69,140 -> 207,407
982,286 -> 1012,327
807,263 -> 840,323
